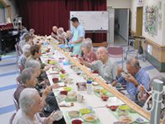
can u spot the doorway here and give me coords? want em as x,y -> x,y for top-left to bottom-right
114,9 -> 130,46
136,7 -> 143,36
135,7 -> 143,49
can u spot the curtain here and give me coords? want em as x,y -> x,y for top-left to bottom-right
15,0 -> 107,43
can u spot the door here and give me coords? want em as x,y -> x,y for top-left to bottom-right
135,7 -> 143,49
136,7 -> 143,36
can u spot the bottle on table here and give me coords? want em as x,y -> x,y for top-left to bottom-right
87,81 -> 92,95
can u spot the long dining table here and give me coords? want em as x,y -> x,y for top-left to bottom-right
38,38 -> 150,124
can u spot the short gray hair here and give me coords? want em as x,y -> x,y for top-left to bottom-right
19,88 -> 38,112
97,47 -> 108,54
25,60 -> 41,69
126,57 -> 140,68
81,39 -> 93,50
22,44 -> 31,55
21,68 -> 35,84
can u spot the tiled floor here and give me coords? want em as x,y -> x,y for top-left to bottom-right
0,46 -> 165,123
0,53 -> 19,124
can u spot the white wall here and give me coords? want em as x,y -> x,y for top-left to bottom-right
130,0 -> 137,32
107,0 -> 131,8
131,0 -> 165,45
0,8 -> 5,23
163,3 -> 165,45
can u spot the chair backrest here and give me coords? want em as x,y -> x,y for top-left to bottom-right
13,95 -> 19,111
107,46 -> 124,68
107,46 -> 123,58
9,113 -> 16,124
18,65 -> 24,73
15,43 -> 22,57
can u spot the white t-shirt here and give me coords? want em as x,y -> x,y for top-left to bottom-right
13,110 -> 44,124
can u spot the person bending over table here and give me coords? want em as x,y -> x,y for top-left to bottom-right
19,33 -> 33,50
79,47 -> 118,84
14,68 -> 61,109
17,44 -> 31,72
112,57 -> 150,105
80,38 -> 97,63
25,60 -> 49,89
13,88 -> 63,124
56,27 -> 66,44
29,28 -> 36,40
28,44 -> 50,72
51,26 -> 58,39
69,17 -> 85,56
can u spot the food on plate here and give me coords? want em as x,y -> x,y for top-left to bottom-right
64,87 -> 72,92
92,82 -> 99,86
108,106 -> 118,111
49,67 -> 59,74
68,111 -> 80,118
48,60 -> 56,65
46,48 -> 50,53
118,110 -> 129,116
94,89 -> 101,93
101,95 -> 109,101
120,116 -> 132,123
92,70 -> 99,74
59,101 -> 74,107
129,108 -> 136,113
60,91 -> 68,95
82,114 -> 98,122
57,94 -> 66,102
79,108 -> 91,115
59,73 -> 66,79
52,77 -> 59,83
71,118 -> 83,124
63,77 -> 73,84
60,69 -> 66,74
94,88 -> 107,95
67,91 -> 77,101
118,105 -> 130,111
100,89 -> 107,95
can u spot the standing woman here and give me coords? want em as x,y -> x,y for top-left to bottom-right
70,17 -> 85,56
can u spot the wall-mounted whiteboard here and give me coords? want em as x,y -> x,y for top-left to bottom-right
70,11 -> 109,31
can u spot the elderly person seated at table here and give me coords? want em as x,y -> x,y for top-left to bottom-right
19,33 -> 33,49
66,30 -> 72,41
25,60 -> 49,89
56,27 -> 66,44
28,44 -> 41,61
79,47 -> 118,83
14,68 -> 38,105
29,28 -> 35,36
51,26 -> 58,39
14,68 -> 60,108
112,57 -> 150,103
79,38 -> 97,63
13,88 -> 63,124
17,44 -> 31,72
27,44 -> 50,75
62,30 -> 72,45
